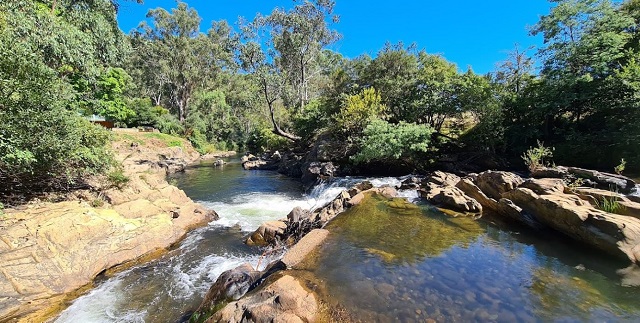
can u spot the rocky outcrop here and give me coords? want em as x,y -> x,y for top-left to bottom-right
0,200 -> 215,321
504,188 -> 640,263
246,183 -> 396,247
0,133 -> 219,321
531,166 -> 636,194
419,172 -> 482,213
419,168 -> 640,264
210,275 -> 318,323
245,221 -> 287,246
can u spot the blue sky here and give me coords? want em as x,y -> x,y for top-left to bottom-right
116,0 -> 553,74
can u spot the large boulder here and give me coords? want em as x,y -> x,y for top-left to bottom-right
282,229 -> 330,269
246,221 -> 288,246
210,275 -> 318,323
521,178 -> 566,195
567,167 -> 636,194
197,263 -> 261,310
424,171 -> 461,187
503,188 -> 640,264
420,186 -> 482,213
456,178 -> 499,211
475,171 -> 524,200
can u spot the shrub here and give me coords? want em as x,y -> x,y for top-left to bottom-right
614,158 -> 626,175
353,119 -> 433,164
334,88 -> 387,135
107,167 -> 130,189
292,99 -> 330,140
247,128 -> 290,153
522,140 -> 554,172
155,114 -> 184,136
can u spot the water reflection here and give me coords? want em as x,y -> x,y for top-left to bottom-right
309,193 -> 640,322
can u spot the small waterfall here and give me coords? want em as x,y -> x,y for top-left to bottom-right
55,169 -> 421,323
631,184 -> 640,197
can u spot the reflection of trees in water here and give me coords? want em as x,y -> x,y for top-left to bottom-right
325,192 -> 484,264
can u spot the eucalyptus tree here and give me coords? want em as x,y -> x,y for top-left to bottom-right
130,2 -> 235,122
527,0 -> 640,168
239,0 -> 340,141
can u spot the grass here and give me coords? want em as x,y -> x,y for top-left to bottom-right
594,196 -> 626,214
114,133 -> 145,145
143,133 -> 184,148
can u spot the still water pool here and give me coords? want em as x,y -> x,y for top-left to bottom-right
55,161 -> 640,322
307,193 -> 640,322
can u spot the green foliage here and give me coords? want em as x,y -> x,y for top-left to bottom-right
143,133 -> 184,148
107,167 -> 129,189
292,99 -> 331,140
522,141 -> 554,172
155,114 -> 185,136
614,158 -> 627,175
94,67 -> 136,123
334,88 -> 387,134
0,28 -> 114,195
187,129 -> 211,154
594,196 -> 625,214
126,99 -> 168,127
353,119 -> 433,164
247,128 -> 290,153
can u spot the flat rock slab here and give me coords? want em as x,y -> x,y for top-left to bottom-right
282,229 -> 329,269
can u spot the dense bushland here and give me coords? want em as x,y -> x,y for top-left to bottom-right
1,0 -> 639,202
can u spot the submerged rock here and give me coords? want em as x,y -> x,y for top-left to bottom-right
504,188 -> 640,264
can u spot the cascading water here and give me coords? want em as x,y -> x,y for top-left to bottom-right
55,161 -> 408,322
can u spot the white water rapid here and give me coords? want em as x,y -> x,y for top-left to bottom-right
55,169 -> 414,323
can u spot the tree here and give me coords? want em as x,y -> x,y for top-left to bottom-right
0,0 -> 119,198
239,0 -> 340,141
130,2 -> 235,122
94,67 -> 135,123
523,0 -> 640,169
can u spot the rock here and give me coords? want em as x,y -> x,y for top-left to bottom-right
495,198 -> 541,228
530,166 -> 569,178
213,159 -> 225,167
618,201 -> 640,219
301,162 -> 337,186
420,186 -> 482,213
475,171 -> 524,200
242,159 -> 278,170
246,221 -> 287,246
400,176 -> 422,190
503,188 -> 640,264
211,275 -> 317,323
271,150 -> 282,161
521,178 -> 566,195
569,187 -> 629,203
348,181 -> 374,197
425,171 -> 461,187
282,229 -> 329,269
0,200 -> 214,321
197,263 -> 261,309
456,178 -> 499,211
241,154 -> 257,163
286,207 -> 312,223
567,167 -> 636,194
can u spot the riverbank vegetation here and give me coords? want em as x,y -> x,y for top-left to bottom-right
1,0 -> 639,201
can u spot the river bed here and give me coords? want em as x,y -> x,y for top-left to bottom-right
55,160 -> 640,322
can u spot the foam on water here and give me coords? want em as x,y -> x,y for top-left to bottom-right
55,172 -> 420,322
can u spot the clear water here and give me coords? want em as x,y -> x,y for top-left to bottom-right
307,193 -> 640,322
54,160 -> 401,322
55,161 -> 640,322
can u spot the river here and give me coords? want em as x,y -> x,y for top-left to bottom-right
55,159 -> 640,322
